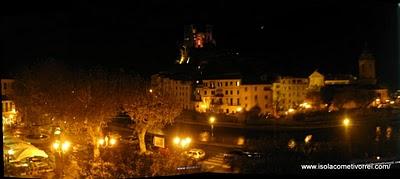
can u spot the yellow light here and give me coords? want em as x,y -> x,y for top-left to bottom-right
343,118 -> 350,127
8,149 -> 15,155
149,89 -> 153,93
385,99 -> 390,103
54,129 -> 61,135
390,101 -> 395,104
173,137 -> 180,145
288,108 -> 295,113
304,135 -> 312,144
53,141 -> 60,150
236,107 -> 242,112
237,137 -> 245,145
209,116 -> 216,124
236,81 -> 240,86
288,139 -> 296,149
110,138 -> 117,146
98,138 -> 105,146
376,98 -> 380,102
62,141 -> 71,152
185,137 -> 192,144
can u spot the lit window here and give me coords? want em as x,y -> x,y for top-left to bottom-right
236,81 -> 240,86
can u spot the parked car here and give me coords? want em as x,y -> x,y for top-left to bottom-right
224,149 -> 264,162
184,148 -> 206,160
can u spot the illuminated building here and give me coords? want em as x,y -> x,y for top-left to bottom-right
1,79 -> 18,125
272,76 -> 308,112
151,73 -> 194,110
194,75 -> 273,115
177,24 -> 216,64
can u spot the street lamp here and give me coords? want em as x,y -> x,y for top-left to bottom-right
209,116 -> 216,138
343,118 -> 351,127
98,135 -> 117,176
172,136 -> 191,149
53,140 -> 71,177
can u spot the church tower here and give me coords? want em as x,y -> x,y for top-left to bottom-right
358,47 -> 377,85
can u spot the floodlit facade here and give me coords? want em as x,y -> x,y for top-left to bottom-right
1,79 -> 18,125
272,76 -> 308,111
194,78 -> 273,115
151,74 -> 194,110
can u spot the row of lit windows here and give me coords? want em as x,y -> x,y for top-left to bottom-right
280,86 -> 307,91
203,88 -> 271,96
2,101 -> 14,112
281,79 -> 308,84
243,86 -> 270,92
203,81 -> 240,88
281,92 -> 306,98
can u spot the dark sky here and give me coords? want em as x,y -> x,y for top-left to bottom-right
1,0 -> 399,88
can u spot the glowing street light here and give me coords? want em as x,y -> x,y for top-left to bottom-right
343,118 -> 351,127
209,116 -> 216,137
304,135 -> 312,144
173,136 -> 191,149
173,137 -> 181,145
149,89 -> 153,93
52,140 -> 71,177
109,138 -> 117,146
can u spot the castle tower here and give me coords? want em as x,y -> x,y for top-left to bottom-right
358,47 -> 377,85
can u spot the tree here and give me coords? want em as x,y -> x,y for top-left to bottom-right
122,79 -> 183,154
13,59 -> 75,135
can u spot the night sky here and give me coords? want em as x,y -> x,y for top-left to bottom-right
1,0 -> 399,88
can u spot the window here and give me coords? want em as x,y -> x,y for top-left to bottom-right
230,90 -> 233,95
245,96 -> 248,100
4,83 -> 7,90
245,104 -> 248,107
254,87 -> 257,91
265,95 -> 268,100
6,102 -> 9,112
211,91 -> 215,95
226,109 -> 229,113
276,85 -> 280,88
225,82 -> 228,86
255,95 -> 258,100
292,80 -> 296,84
204,90 -> 207,95
264,87 -> 268,91
237,98 -> 240,105
236,81 -> 240,86
2,102 -> 5,112
265,104 -> 269,108
219,98 -> 223,104
225,90 -> 228,95
230,82 -> 233,86
211,99 -> 214,104
245,87 -> 248,91
230,98 -> 233,105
